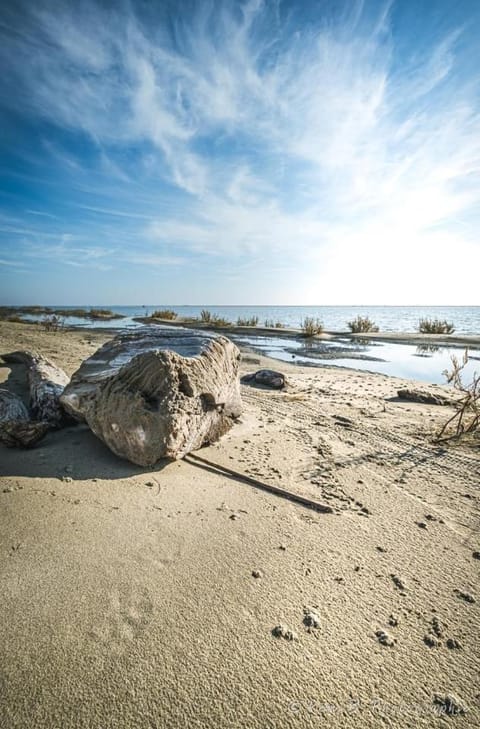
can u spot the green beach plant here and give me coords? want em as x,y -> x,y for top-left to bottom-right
237,316 -> 259,327
418,318 -> 455,334
301,316 -> 323,337
264,319 -> 284,328
87,308 -> 123,320
150,309 -> 177,320
200,309 -> 212,322
209,314 -> 232,327
347,316 -> 379,333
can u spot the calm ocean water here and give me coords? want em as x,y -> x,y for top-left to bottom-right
20,305 -> 480,383
34,305 -> 480,334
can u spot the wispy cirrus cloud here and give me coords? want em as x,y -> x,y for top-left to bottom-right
0,0 -> 479,302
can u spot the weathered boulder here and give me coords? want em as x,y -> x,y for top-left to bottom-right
242,369 -> 286,389
2,351 -> 69,426
60,328 -> 243,465
0,389 -> 49,447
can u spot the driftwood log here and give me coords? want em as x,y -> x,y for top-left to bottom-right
0,389 -> 49,447
61,328 -> 243,465
2,351 -> 69,426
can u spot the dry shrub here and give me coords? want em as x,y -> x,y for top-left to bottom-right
237,316 -> 259,326
301,317 -> 323,337
419,318 -> 455,334
436,350 -> 479,441
347,315 -> 379,333
151,309 -> 177,320
42,314 -> 64,332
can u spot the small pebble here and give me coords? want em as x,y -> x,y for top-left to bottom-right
417,521 -> 428,529
455,590 -> 475,603
446,638 -> 462,650
251,569 -> 262,579
3,487 -> 14,493
388,614 -> 399,627
433,694 -> 467,716
472,551 -> 480,560
390,574 -> 406,591
303,608 -> 320,628
424,633 -> 441,648
272,624 -> 296,641
375,629 -> 395,647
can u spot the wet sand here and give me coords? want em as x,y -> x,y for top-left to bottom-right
0,321 -> 479,728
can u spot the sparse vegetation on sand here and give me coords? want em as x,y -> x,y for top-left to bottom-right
198,310 -> 231,326
86,308 -> 124,320
237,316 -> 259,327
301,316 -> 323,337
264,319 -> 284,328
209,314 -> 232,327
418,318 -> 455,334
437,350 -> 479,441
150,309 -> 177,320
347,315 -> 379,333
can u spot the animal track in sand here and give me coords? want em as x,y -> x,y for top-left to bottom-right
89,586 -> 153,655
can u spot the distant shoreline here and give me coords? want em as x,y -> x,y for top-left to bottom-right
134,316 -> 480,349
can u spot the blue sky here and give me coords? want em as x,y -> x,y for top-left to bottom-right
0,0 -> 479,305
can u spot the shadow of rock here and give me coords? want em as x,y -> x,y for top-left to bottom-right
0,423 -> 170,481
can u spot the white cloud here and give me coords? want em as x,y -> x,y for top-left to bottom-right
1,0 -> 479,301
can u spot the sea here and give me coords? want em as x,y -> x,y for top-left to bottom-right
20,305 -> 480,385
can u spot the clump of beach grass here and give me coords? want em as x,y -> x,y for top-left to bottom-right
150,309 -> 177,320
237,316 -> 259,327
209,314 -> 231,327
347,315 -> 379,333
418,318 -> 455,334
87,308 -> 123,320
200,309 -> 212,322
264,319 -> 284,328
436,349 -> 479,442
301,317 -> 323,337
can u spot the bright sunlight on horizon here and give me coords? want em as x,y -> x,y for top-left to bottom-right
0,0 -> 479,305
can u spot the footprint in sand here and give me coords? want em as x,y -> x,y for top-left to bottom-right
90,586 -> 153,655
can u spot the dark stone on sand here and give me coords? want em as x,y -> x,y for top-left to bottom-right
396,388 -> 452,406
241,369 -> 286,389
454,589 -> 475,603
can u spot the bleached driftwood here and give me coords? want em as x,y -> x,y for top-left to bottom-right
2,351 -> 69,426
0,389 -> 49,447
60,328 -> 243,466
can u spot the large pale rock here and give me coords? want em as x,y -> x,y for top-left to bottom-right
60,328 -> 243,465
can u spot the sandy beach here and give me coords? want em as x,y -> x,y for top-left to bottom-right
1,320 -> 479,728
